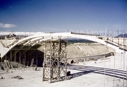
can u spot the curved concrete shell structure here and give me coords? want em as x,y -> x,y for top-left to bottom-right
0,32 -> 125,58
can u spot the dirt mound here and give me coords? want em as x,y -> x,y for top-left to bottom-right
67,43 -> 114,58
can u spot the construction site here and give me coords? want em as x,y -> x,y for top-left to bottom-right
0,32 -> 127,87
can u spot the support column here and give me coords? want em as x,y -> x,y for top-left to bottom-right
10,50 -> 13,69
14,50 -> 16,62
49,41 -> 53,83
10,50 -> 12,61
36,51 -> 38,66
19,51 -> 21,66
42,39 -> 67,83
57,39 -> 61,81
23,53 -> 26,66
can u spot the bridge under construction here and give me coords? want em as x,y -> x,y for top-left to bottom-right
0,32 -> 127,83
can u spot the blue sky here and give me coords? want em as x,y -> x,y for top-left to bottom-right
0,0 -> 127,34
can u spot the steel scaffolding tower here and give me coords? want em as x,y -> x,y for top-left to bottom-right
42,39 -> 67,83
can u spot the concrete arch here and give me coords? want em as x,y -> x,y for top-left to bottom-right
0,32 -> 124,58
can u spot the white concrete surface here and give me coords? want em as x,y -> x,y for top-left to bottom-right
0,32 -> 125,58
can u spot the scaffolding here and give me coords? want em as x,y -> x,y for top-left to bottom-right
42,39 -> 67,83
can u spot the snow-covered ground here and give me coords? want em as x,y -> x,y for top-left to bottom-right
0,53 -> 127,87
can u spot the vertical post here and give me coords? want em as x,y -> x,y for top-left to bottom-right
49,40 -> 53,83
30,58 -> 34,67
19,51 -> 21,68
26,52 -> 29,66
10,50 -> 12,61
36,51 -> 38,66
57,39 -> 61,81
24,53 -> 26,66
65,42 -> 67,80
42,42 -> 46,81
10,50 -> 13,69
14,50 -> 16,62
14,50 -> 17,70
